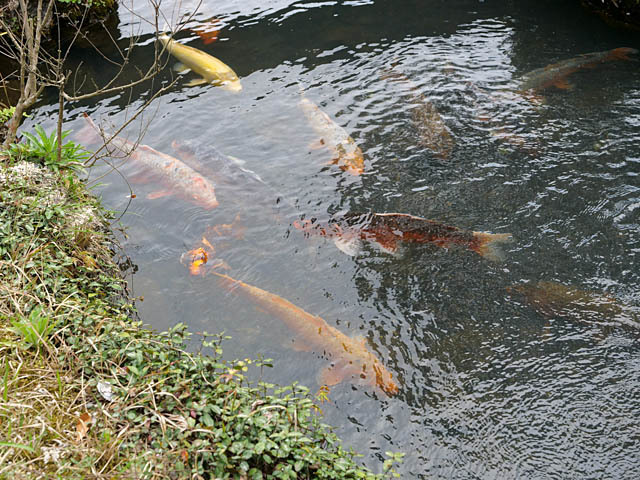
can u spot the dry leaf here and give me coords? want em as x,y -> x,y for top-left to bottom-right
76,412 -> 92,441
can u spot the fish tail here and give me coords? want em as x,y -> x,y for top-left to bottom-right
472,232 -> 512,262
609,47 -> 638,62
75,113 -> 103,146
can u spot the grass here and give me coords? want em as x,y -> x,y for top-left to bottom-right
0,135 -> 402,478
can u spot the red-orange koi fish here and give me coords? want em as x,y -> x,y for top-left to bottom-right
294,212 -> 512,260
519,47 -> 638,92
79,113 -> 218,209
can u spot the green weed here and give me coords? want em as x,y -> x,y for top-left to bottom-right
10,306 -> 56,350
8,124 -> 88,174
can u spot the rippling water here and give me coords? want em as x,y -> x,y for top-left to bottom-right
18,0 -> 640,477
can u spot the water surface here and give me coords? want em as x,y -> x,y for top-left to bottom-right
21,0 -> 640,477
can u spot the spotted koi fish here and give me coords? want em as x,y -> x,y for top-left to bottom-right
294,212 -> 512,260
79,113 -> 219,209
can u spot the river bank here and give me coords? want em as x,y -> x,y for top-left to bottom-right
0,142 -> 399,478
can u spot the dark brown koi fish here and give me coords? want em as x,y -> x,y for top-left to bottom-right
77,114 -> 219,209
508,281 -> 640,331
294,212 -> 512,261
519,47 -> 638,92
381,66 -> 454,160
183,252 -> 398,396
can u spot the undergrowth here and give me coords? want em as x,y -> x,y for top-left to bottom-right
0,137 -> 400,478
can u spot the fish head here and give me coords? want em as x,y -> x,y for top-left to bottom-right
158,34 -> 172,48
190,177 -> 219,209
364,360 -> 398,396
181,247 -> 208,276
610,47 -> 639,61
221,79 -> 243,92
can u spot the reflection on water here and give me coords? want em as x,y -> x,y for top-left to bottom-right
18,0 -> 640,477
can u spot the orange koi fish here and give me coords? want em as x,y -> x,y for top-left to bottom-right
519,47 -> 638,92
508,281 -> 640,331
294,212 -> 512,260
381,66 -> 454,160
79,114 -> 218,209
192,17 -> 223,45
210,270 -> 398,396
299,96 -> 365,176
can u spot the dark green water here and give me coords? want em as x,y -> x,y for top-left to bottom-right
22,0 -> 640,477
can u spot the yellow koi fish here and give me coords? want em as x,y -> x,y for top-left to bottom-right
159,34 -> 242,92
299,97 -> 365,176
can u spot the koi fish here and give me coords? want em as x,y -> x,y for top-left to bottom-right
158,34 -> 242,91
298,96 -> 365,176
519,47 -> 638,92
79,113 -> 219,209
171,140 -> 266,188
381,66 -> 454,160
192,17 -> 223,45
294,212 -> 512,261
508,281 -> 640,331
207,269 -> 398,396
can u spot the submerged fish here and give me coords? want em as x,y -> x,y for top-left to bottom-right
298,97 -> 365,176
79,114 -> 219,209
158,34 -> 242,91
192,17 -> 223,45
381,67 -> 454,160
171,140 -> 265,188
294,212 -> 512,260
519,47 -> 638,92
509,281 -> 640,331
206,269 -> 398,396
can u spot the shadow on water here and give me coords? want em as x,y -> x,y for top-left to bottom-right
12,0 -> 640,477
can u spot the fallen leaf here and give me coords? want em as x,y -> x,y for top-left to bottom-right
76,412 -> 92,441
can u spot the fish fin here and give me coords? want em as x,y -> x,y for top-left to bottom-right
552,77 -> 573,90
472,232 -> 513,262
333,236 -> 362,256
173,62 -> 190,74
372,235 -> 399,254
308,138 -> 327,150
185,77 -> 208,87
147,189 -> 173,200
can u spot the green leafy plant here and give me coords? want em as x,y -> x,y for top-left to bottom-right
10,306 -> 56,350
0,106 -> 16,124
8,124 -> 89,174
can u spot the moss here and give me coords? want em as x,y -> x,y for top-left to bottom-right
0,139 -> 400,478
